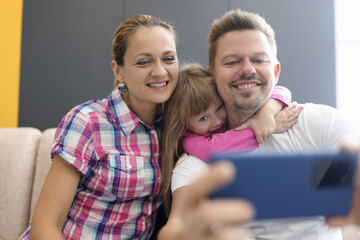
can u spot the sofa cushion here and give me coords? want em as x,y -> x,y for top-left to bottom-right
0,127 -> 41,240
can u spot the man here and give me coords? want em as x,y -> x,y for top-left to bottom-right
166,9 -> 360,240
207,9 -> 357,153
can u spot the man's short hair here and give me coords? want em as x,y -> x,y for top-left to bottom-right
208,9 -> 277,67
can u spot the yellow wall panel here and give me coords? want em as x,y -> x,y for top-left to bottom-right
0,0 -> 23,127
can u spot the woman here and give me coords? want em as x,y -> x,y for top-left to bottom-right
20,15 -> 178,239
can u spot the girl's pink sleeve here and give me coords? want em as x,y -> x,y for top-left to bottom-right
271,85 -> 291,107
181,128 -> 259,162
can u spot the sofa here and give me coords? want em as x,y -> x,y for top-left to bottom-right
0,127 -> 360,240
0,127 -> 56,240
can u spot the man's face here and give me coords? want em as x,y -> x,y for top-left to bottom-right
210,30 -> 280,112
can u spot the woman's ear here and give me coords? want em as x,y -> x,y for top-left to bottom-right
111,60 -> 125,83
208,66 -> 214,74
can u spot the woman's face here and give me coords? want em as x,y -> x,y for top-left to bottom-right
115,26 -> 178,112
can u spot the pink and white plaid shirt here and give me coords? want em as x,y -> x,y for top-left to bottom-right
20,85 -> 163,240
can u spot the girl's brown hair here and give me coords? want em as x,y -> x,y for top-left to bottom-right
112,15 -> 176,88
161,64 -> 218,215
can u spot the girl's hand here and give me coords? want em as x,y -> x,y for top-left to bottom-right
236,99 -> 283,144
236,101 -> 303,144
274,102 -> 303,133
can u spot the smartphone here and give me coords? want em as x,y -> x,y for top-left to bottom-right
210,151 -> 357,220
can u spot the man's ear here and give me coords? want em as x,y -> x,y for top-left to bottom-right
111,60 -> 125,83
274,61 -> 281,84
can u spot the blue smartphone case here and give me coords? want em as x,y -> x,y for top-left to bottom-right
210,151 -> 357,219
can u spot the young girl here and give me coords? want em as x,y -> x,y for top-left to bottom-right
161,64 -> 302,215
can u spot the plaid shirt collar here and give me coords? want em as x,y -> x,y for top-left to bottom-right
108,84 -> 163,136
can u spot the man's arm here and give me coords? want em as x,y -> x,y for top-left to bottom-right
326,139 -> 360,226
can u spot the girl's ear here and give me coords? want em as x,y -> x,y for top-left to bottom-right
111,60 -> 125,84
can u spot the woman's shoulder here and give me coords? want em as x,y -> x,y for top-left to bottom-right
54,98 -> 109,137
58,98 -> 109,126
68,98 -> 108,117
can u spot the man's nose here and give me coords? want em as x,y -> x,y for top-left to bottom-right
239,58 -> 256,75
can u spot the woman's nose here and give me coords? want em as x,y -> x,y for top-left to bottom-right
151,61 -> 167,77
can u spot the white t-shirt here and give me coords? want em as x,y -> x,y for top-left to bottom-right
172,103 -> 360,240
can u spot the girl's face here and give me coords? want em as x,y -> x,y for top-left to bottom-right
188,95 -> 227,137
113,26 -> 178,113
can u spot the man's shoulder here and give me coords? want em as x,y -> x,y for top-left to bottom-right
259,102 -> 359,152
297,103 -> 341,125
301,103 -> 337,114
300,102 -> 359,137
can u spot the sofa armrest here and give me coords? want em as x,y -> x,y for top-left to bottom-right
0,127 -> 41,240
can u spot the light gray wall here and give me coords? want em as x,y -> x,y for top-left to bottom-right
20,1 -> 124,130
230,0 -> 336,107
19,0 -> 335,130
